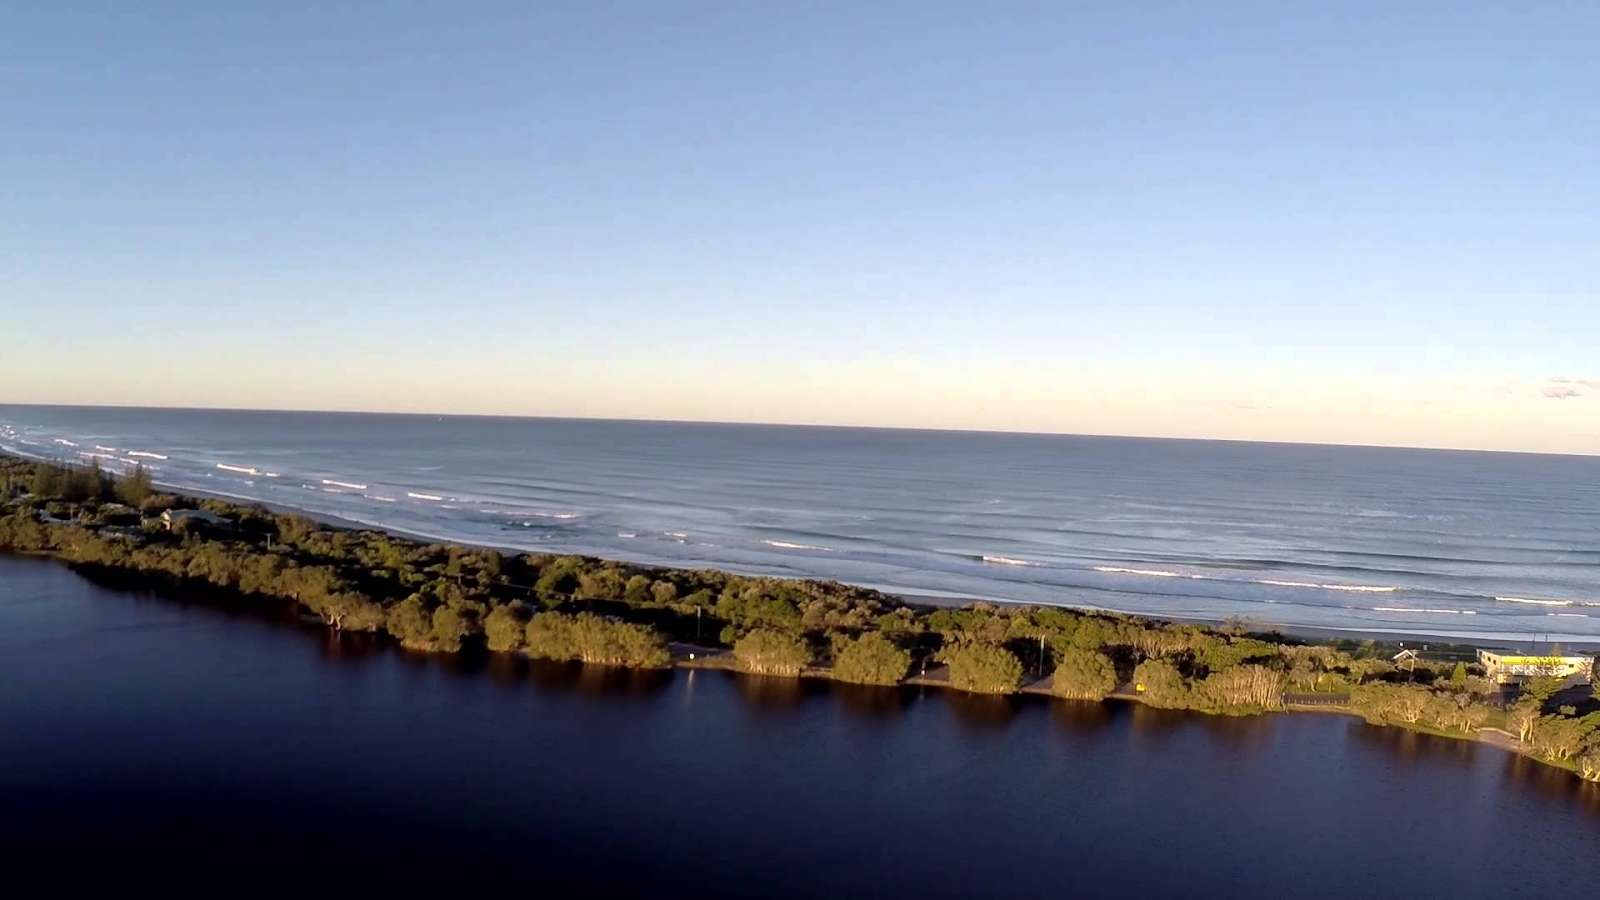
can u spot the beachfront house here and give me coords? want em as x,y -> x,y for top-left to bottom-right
160,508 -> 232,532
1391,649 -> 1420,673
1476,650 -> 1594,685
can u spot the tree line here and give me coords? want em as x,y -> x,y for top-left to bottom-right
3,451 -> 1597,781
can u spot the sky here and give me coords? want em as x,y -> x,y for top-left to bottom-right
3,2 -> 1598,453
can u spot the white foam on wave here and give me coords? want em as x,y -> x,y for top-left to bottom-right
484,508 -> 580,520
617,532 -> 638,538
1372,607 -> 1476,615
95,445 -> 117,452
763,539 -> 834,552
127,451 -> 167,460
322,479 -> 367,490
216,463 -> 260,475
1550,613 -> 1589,618
984,555 -> 1041,567
53,439 -> 78,447
665,531 -> 688,538
1262,579 -> 1397,593
407,492 -> 444,501
1094,565 -> 1204,579
1496,596 -> 1571,607
365,495 -> 397,503
262,472 -> 280,478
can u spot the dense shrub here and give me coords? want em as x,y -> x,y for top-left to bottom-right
733,629 -> 811,676
832,632 -> 910,685
942,643 -> 1023,695
1052,649 -> 1117,700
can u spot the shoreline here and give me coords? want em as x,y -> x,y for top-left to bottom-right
172,483 -> 1593,654
4,451 -> 1597,786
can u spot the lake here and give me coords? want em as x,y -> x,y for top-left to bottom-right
2,554 -> 1596,893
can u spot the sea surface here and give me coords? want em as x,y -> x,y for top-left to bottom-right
4,404 -> 1599,643
1,555 -> 1596,893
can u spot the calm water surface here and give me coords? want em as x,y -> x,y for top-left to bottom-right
2,555 -> 1596,893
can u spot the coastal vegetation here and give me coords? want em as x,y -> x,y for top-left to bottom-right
3,452 -> 1598,783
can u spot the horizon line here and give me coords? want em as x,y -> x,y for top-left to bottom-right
3,399 -> 1596,460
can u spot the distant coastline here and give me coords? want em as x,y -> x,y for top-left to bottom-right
4,450 -> 1597,785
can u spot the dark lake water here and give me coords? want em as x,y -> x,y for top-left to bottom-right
3,554 -> 1597,893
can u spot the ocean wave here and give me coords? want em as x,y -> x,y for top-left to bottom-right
1261,579 -> 1396,593
481,508 -> 581,520
322,479 -> 368,490
407,492 -> 444,501
53,439 -> 78,447
1495,596 -> 1572,607
983,555 -> 1042,567
1094,566 -> 1205,579
1550,613 -> 1589,618
127,451 -> 167,460
95,445 -> 117,452
763,540 -> 835,552
216,463 -> 260,475
665,532 -> 688,538
365,495 -> 397,503
617,532 -> 638,538
1372,607 -> 1476,615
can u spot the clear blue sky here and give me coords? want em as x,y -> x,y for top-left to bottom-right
5,3 -> 1598,452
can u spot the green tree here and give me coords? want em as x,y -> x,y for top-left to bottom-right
1521,675 -> 1565,704
1449,662 -> 1468,689
941,642 -> 1024,694
430,605 -> 473,652
525,611 -> 578,659
29,464 -> 63,498
733,628 -> 811,676
385,595 -> 436,649
1052,648 -> 1117,701
484,604 -> 527,652
1131,658 -> 1189,709
624,574 -> 653,604
832,632 -> 910,685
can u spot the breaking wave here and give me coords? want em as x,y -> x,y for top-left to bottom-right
763,540 -> 835,552
982,555 -> 1042,567
1094,566 -> 1205,579
1372,607 -> 1476,615
407,492 -> 444,501
322,479 -> 368,490
1496,596 -> 1571,607
1262,579 -> 1397,593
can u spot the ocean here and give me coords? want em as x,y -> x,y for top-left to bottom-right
4,404 -> 1598,643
